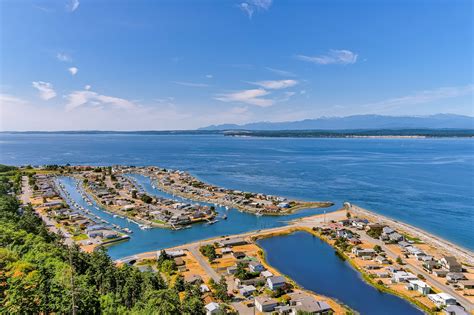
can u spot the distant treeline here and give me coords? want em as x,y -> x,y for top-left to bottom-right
2,129 -> 473,138
223,129 -> 474,138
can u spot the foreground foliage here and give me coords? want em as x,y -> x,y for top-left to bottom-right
0,166 -> 204,314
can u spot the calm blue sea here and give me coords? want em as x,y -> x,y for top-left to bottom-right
0,134 -> 473,251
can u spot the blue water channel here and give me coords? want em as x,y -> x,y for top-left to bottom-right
257,231 -> 423,315
57,174 -> 337,259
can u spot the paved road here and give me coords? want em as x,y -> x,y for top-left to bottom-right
188,244 -> 221,282
20,176 -> 32,204
20,176 -> 74,246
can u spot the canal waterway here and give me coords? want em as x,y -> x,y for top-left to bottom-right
57,175 -> 337,259
257,231 -> 423,315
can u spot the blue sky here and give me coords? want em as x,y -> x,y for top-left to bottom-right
0,0 -> 472,130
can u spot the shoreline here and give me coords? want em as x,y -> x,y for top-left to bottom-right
349,205 -> 474,265
252,227 -> 431,314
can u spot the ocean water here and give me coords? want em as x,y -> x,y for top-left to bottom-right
258,231 -> 422,315
0,133 -> 473,251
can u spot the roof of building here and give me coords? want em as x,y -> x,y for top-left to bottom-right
255,296 -> 278,306
205,302 -> 219,312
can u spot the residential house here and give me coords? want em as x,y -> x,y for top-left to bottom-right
440,256 -> 462,272
227,265 -> 238,275
375,255 -> 390,264
267,276 -> 286,290
443,305 -> 469,315
205,302 -> 220,315
446,272 -> 467,282
249,261 -> 266,273
433,270 -> 449,278
460,280 -> 474,290
218,237 -> 247,247
407,280 -> 431,295
428,293 -> 457,307
392,271 -> 417,283
351,247 -> 376,258
261,270 -> 273,278
255,296 -> 279,312
233,252 -> 246,259
239,285 -> 256,297
286,292 -> 333,315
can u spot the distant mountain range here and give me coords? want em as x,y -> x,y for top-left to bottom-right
199,114 -> 474,130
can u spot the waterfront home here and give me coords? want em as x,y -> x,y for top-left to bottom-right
218,237 -> 247,247
234,276 -> 266,287
267,276 -> 286,290
351,247 -> 376,258
391,271 -> 417,283
440,256 -> 463,272
446,272 -> 467,282
406,279 -> 431,295
261,270 -> 273,278
428,293 -> 457,307
162,249 -> 186,258
336,229 -> 353,239
443,305 -> 469,315
205,302 -> 220,315
278,202 -> 290,208
255,296 -> 279,312
248,261 -> 266,273
239,284 -> 256,297
286,291 -> 332,315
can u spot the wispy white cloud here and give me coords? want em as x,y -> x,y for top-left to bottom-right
239,0 -> 273,18
32,81 -> 57,100
205,74 -> 213,79
266,67 -> 296,77
84,85 -> 91,90
56,52 -> 72,62
65,89 -> 136,111
67,0 -> 80,12
296,49 -> 358,65
172,81 -> 210,88
252,79 -> 298,90
363,84 -> 474,111
215,89 -> 273,107
0,93 -> 28,106
68,67 -> 78,76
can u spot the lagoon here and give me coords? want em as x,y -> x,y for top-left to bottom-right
257,231 -> 423,315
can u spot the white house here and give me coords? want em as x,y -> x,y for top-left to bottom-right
267,276 -> 286,290
428,293 -> 457,307
205,302 -> 220,315
407,280 -> 431,295
261,270 -> 273,278
392,271 -> 418,283
255,296 -> 279,312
